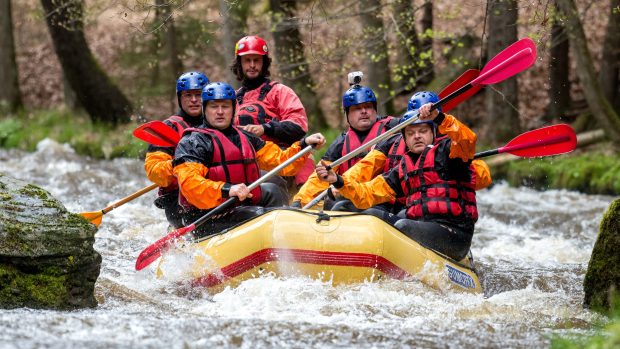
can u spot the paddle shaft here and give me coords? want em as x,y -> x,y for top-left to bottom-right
192,145 -> 314,229
326,83 -> 474,172
101,183 -> 159,214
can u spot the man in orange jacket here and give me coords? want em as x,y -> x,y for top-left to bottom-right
144,71 -> 209,228
316,102 -> 481,261
173,82 -> 325,237
230,35 -> 314,189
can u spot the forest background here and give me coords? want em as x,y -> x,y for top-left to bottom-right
0,0 -> 619,193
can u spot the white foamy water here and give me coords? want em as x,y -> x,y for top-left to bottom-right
0,139 -> 614,348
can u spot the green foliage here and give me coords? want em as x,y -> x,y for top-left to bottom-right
493,151 -> 620,195
313,127 -> 343,161
0,110 -> 146,160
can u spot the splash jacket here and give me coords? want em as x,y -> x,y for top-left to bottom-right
173,125 -> 308,211
333,113 -> 478,232
293,116 -> 398,205
234,77 -> 308,146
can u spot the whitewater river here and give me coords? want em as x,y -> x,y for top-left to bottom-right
0,139 -> 614,348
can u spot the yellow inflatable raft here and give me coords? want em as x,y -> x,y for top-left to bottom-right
158,209 -> 482,294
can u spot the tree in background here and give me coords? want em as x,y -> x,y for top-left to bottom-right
0,0 -> 22,113
546,1 -> 571,122
556,0 -> 620,143
220,0 -> 250,88
41,0 -> 132,125
359,0 -> 394,116
269,0 -> 327,130
485,0 -> 519,143
599,0 -> 620,113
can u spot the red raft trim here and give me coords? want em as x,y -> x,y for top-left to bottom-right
191,248 -> 410,288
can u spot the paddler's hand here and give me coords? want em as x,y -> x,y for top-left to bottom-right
229,183 -> 253,201
302,133 -> 326,150
315,160 -> 337,184
419,102 -> 439,121
239,124 -> 265,137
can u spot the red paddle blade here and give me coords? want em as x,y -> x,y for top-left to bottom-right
133,121 -> 180,147
438,69 -> 481,112
472,38 -> 537,86
135,224 -> 196,271
500,124 -> 577,157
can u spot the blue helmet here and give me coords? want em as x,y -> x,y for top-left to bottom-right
342,85 -> 377,112
176,72 -> 209,93
201,82 -> 236,103
407,91 -> 441,112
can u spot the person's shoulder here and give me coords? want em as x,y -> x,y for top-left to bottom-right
376,134 -> 402,154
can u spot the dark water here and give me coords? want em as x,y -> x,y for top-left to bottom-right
0,139 -> 612,348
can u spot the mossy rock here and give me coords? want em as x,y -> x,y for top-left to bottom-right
583,199 -> 620,311
0,174 -> 101,309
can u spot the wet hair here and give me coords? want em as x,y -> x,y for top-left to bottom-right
229,55 -> 272,81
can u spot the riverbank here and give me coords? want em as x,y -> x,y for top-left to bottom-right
490,143 -> 620,196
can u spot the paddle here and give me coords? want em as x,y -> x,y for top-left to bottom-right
80,183 -> 159,227
301,69 -> 482,210
474,124 -> 577,159
303,124 -> 576,209
133,121 -> 180,147
325,37 -> 537,173
135,144 -> 317,271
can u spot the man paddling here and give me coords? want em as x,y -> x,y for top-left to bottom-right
316,102 -> 479,261
144,71 -> 209,228
173,82 -> 325,237
230,35 -> 314,189
292,75 -> 399,209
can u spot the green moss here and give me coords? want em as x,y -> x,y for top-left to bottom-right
493,151 -> 620,195
551,298 -> 620,348
0,263 -> 68,309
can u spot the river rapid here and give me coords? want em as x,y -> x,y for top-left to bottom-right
0,139 -> 614,349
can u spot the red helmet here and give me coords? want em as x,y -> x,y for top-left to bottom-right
235,36 -> 269,56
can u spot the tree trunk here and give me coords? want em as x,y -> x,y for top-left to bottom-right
599,0 -> 620,112
546,1 -> 571,121
359,0 -> 394,116
269,0 -> 327,130
392,0 -> 420,95
556,0 -> 620,143
0,0 -> 22,113
485,0 -> 519,143
419,0 -> 434,85
157,1 -> 183,78
220,0 -> 249,88
40,0 -> 132,125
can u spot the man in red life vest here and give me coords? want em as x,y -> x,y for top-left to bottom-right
316,102 -> 479,261
144,71 -> 209,228
292,83 -> 399,209
173,82 -> 325,237
230,35 -> 314,189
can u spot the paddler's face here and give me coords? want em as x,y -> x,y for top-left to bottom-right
347,102 -> 377,131
180,89 -> 203,117
241,54 -> 264,80
205,100 -> 234,130
404,123 -> 434,154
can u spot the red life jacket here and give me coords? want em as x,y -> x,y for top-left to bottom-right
383,135 -> 408,206
398,137 -> 478,223
234,80 -> 283,145
178,127 -> 262,209
157,115 -> 190,196
338,117 -> 393,174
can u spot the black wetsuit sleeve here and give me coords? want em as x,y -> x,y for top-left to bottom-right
320,133 -> 346,162
240,129 -> 267,152
263,120 -> 306,144
374,134 -> 401,156
172,133 -> 214,167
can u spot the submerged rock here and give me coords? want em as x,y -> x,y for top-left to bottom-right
584,198 -> 620,311
0,173 -> 101,309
